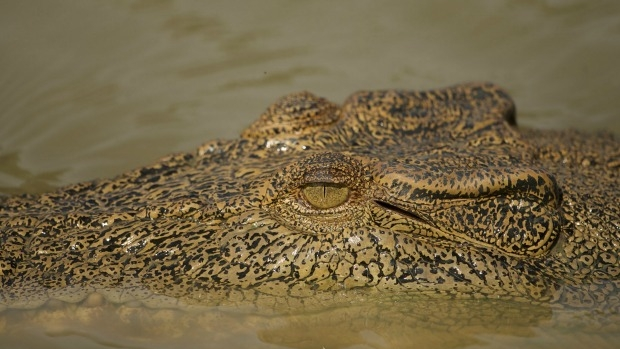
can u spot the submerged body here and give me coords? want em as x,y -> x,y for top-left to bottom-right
0,82 -> 618,312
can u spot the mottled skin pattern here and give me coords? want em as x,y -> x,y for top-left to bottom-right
0,82 -> 618,312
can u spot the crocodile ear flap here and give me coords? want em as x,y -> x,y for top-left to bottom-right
241,92 -> 342,139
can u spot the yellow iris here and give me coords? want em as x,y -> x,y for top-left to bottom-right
302,183 -> 350,209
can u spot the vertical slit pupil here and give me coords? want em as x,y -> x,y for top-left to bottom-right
301,182 -> 350,209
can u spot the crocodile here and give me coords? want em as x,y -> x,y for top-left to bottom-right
0,82 -> 618,313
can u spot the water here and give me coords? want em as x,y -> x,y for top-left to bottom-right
1,293 -> 616,349
1,0 -> 619,348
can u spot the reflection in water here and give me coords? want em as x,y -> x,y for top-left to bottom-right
255,297 -> 551,349
1,293 -> 618,349
0,296 -> 545,349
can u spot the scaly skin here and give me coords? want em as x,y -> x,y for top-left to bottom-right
0,82 -> 618,312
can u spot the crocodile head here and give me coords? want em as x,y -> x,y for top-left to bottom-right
1,82 -> 618,310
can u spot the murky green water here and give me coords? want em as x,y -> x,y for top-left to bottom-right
1,292 -> 618,349
1,1 -> 619,348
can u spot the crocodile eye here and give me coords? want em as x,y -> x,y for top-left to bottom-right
302,183 -> 350,209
